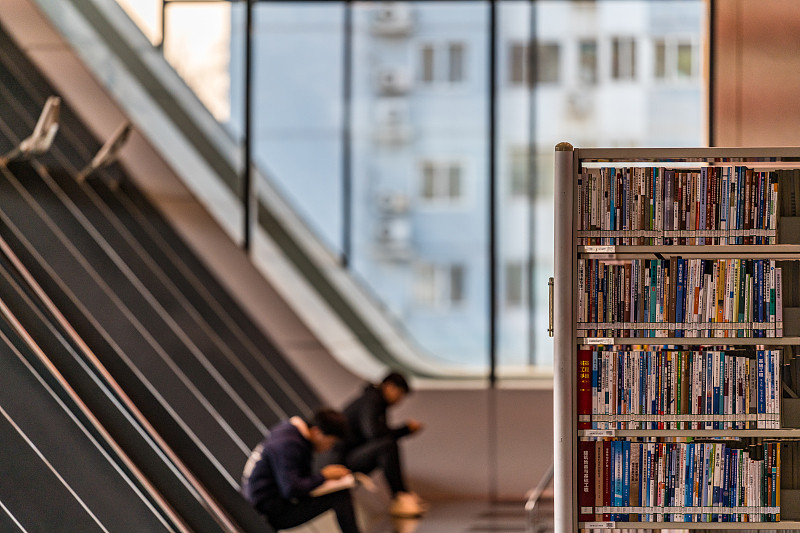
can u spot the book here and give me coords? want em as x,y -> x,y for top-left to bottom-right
630,442 -> 640,521
577,349 -> 592,429
603,440 -> 611,521
595,439 -> 604,520
310,472 -> 376,497
578,440 -> 595,522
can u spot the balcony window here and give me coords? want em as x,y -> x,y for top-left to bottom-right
420,160 -> 464,204
536,42 -> 560,84
655,38 -> 698,81
414,263 -> 466,308
509,146 -> 530,199
509,42 -> 529,86
579,39 -> 598,85
420,41 -> 468,85
612,36 -> 636,80
505,261 -> 525,308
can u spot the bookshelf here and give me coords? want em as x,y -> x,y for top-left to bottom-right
553,144 -> 800,532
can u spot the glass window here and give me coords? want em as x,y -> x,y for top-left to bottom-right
509,42 -> 529,86
505,261 -> 525,308
449,265 -> 465,304
653,38 -> 697,81
419,160 -> 464,203
154,2 -> 232,121
421,161 -> 436,198
420,41 -> 468,85
612,37 -> 636,80
509,145 -> 530,199
413,263 -> 437,306
447,165 -> 462,198
126,0 -> 707,379
116,0 -> 160,45
536,42 -> 560,83
677,42 -> 693,78
421,44 -> 435,83
654,39 -> 667,79
414,263 -> 466,307
448,42 -> 466,83
578,39 -> 598,85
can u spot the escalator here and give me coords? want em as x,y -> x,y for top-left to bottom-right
0,243 -> 205,532
0,330 -> 175,532
0,17 -> 325,533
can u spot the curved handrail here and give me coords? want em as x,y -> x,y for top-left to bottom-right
524,462 -> 554,533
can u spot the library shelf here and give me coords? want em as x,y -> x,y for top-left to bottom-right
554,144 -> 800,533
577,338 -> 800,346
578,521 -> 800,530
578,429 -> 800,439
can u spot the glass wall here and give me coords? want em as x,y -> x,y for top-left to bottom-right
349,2 -> 491,372
232,4 -> 346,253
115,0 -> 707,379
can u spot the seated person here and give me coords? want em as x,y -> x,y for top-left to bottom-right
338,372 -> 426,518
241,408 -> 362,533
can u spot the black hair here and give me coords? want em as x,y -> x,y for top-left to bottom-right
381,371 -> 410,394
311,408 -> 349,439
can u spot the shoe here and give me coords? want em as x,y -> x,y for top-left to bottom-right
406,491 -> 429,513
389,492 -> 427,518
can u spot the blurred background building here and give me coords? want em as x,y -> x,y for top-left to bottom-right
125,0 -> 705,374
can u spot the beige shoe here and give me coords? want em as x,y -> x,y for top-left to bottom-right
407,492 -> 429,512
389,492 -> 427,518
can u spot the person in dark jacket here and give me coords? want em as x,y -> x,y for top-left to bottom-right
339,372 -> 426,518
241,409 -> 362,532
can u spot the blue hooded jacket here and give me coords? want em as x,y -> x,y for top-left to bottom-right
241,418 -> 325,516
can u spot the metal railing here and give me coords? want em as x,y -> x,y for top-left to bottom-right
525,462 -> 554,533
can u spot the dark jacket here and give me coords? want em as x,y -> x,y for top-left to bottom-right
241,419 -> 325,516
342,384 -> 411,450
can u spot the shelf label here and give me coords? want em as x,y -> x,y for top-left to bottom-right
583,522 -> 615,529
583,429 -> 615,437
586,337 -> 614,345
584,245 -> 614,253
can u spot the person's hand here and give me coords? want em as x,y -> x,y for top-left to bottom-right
321,464 -> 351,480
406,419 -> 424,434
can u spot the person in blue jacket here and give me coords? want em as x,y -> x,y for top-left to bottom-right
241,408 -> 361,532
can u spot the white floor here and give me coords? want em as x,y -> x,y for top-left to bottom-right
363,497 -> 531,533
284,498 -> 529,533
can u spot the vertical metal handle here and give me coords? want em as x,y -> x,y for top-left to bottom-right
548,277 -> 554,337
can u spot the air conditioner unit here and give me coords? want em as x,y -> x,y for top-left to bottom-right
566,91 -> 594,120
375,216 -> 412,261
371,3 -> 413,36
374,101 -> 412,145
376,68 -> 412,96
377,193 -> 410,214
